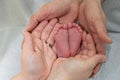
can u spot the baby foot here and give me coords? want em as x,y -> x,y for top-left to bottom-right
68,23 -> 82,56
54,23 -> 83,58
54,24 -> 70,57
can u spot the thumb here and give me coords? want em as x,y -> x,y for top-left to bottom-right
87,55 -> 106,69
22,31 -> 34,53
94,19 -> 112,43
26,2 -> 52,31
26,10 -> 48,31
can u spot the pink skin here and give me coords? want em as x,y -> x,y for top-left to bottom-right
54,24 -> 70,57
54,23 -> 83,58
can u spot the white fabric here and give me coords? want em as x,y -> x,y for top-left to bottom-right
0,0 -> 120,80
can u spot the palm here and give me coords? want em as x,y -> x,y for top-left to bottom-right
21,19 -> 58,79
22,39 -> 56,79
22,49 -> 46,77
48,32 -> 99,80
54,32 -> 96,71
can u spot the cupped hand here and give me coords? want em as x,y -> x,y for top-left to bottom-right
12,19 -> 58,80
78,0 -> 111,42
78,0 -> 112,74
47,32 -> 106,80
27,0 -> 81,31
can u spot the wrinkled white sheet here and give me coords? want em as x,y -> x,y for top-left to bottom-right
0,0 -> 120,80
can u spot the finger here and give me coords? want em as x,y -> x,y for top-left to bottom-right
78,3 -> 88,31
85,2 -> 112,43
80,55 -> 89,60
97,5 -> 112,43
52,43 -> 57,54
92,34 -> 106,74
26,3 -> 51,31
31,21 -> 48,51
93,18 -> 112,43
47,23 -> 60,46
41,18 -> 58,41
93,63 -> 102,75
22,31 -> 34,53
89,64 -> 102,78
93,34 -> 106,55
86,34 -> 96,57
101,8 -> 107,25
34,38 -> 43,53
42,41 -> 57,67
26,1 -> 63,31
32,21 -> 48,39
80,31 -> 87,55
87,54 -> 106,69
98,1 -> 107,25
75,54 -> 82,58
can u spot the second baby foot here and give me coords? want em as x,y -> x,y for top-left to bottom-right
68,23 -> 82,56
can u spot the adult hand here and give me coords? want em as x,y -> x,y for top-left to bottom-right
78,0 -> 112,75
26,0 -> 81,31
47,32 -> 106,80
12,19 -> 58,80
